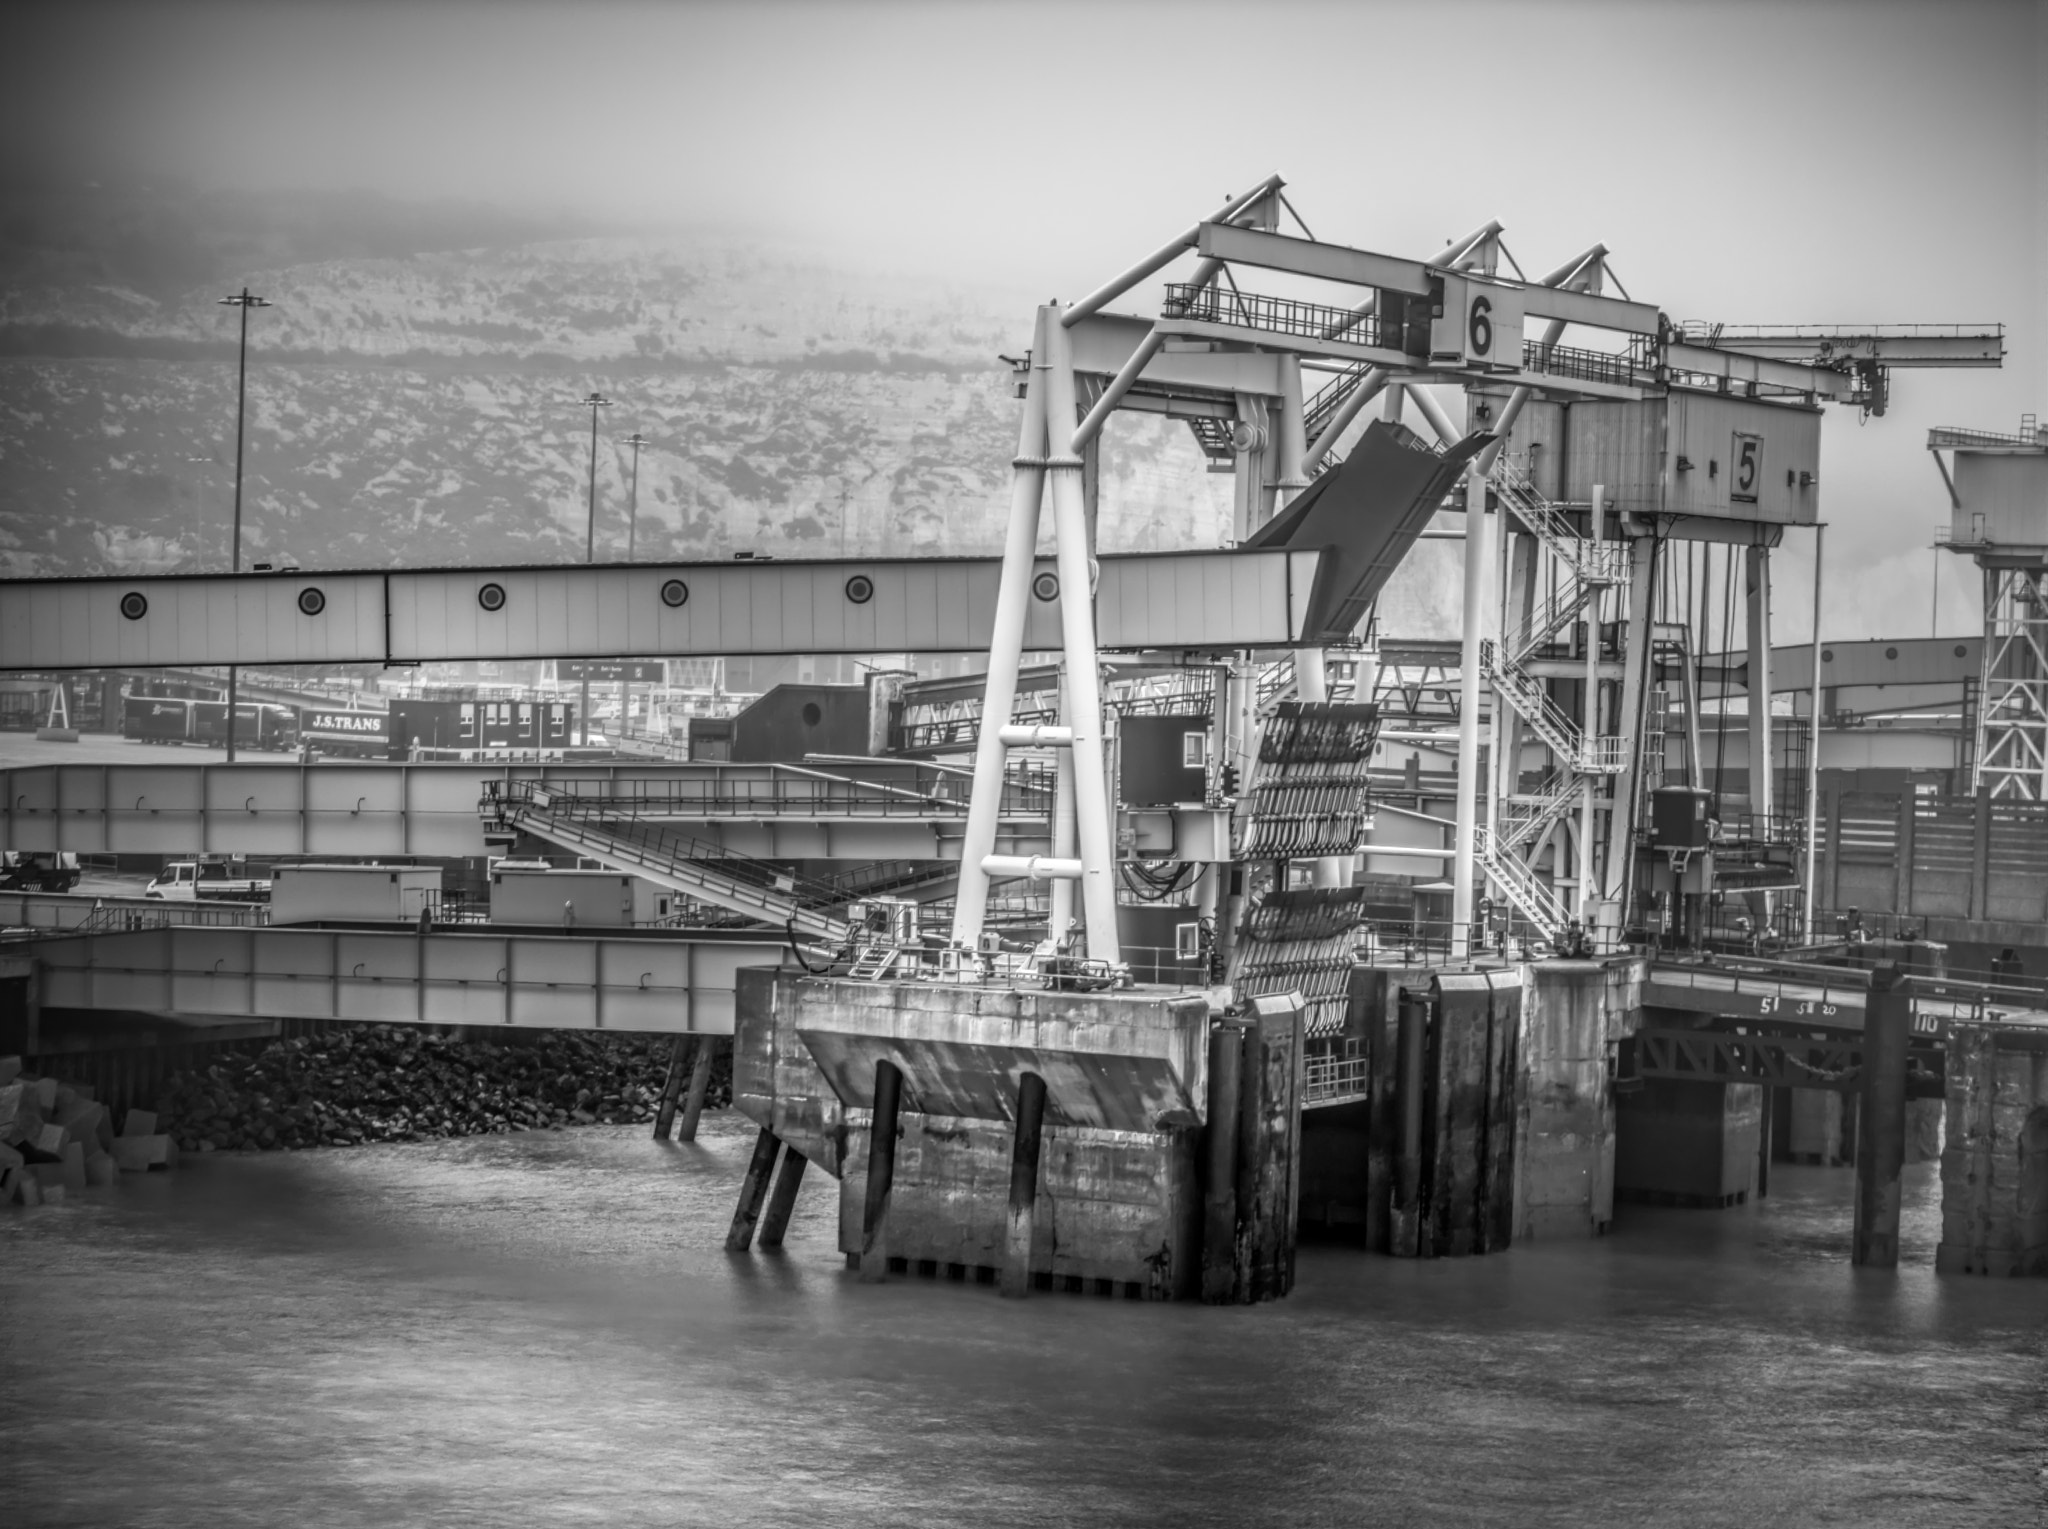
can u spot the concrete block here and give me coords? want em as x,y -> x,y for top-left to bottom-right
34,1123 -> 66,1156
84,1152 -> 117,1188
120,1108 -> 158,1139
31,1077 -> 55,1110
0,1057 -> 19,1086
13,1169 -> 40,1205
112,1137 -> 155,1173
38,1183 -> 65,1206
59,1101 -> 109,1152
0,1082 -> 33,1144
0,1142 -> 20,1171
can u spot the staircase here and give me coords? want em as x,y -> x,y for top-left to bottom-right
1475,461 -> 1633,943
1495,766 -> 1583,853
1475,825 -> 1573,938
496,786 -> 967,942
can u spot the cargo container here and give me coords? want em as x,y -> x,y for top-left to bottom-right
123,696 -> 297,751
269,864 -> 443,924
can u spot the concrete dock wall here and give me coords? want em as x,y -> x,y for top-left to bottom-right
835,1112 -> 1201,1297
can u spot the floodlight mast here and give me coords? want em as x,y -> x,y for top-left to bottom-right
623,432 -> 650,561
216,287 -> 271,764
577,393 -> 612,563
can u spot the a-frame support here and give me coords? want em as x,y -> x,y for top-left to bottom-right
951,306 -> 1122,965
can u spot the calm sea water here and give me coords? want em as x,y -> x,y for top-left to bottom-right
2,1113 -> 2043,1528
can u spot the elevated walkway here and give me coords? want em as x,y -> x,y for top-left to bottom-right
497,787 -> 963,942
1643,954 -> 2048,1037
0,757 -> 1052,860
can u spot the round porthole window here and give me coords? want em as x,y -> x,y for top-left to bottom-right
297,587 -> 326,617
119,591 -> 148,621
1884,646 -> 1899,660
1821,648 -> 1834,663
1032,571 -> 1060,602
660,578 -> 689,608
845,574 -> 875,604
477,582 -> 507,612
801,702 -> 824,727
1954,644 -> 1968,658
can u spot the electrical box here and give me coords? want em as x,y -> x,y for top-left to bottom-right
1118,713 -> 1212,806
1649,787 -> 1714,851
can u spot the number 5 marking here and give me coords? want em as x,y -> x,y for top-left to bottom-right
1733,434 -> 1761,502
1469,295 -> 1493,358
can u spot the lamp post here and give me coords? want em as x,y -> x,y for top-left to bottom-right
577,392 -> 612,562
623,432 -> 649,561
218,287 -> 271,763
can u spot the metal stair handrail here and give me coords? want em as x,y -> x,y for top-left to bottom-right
1476,824 -> 1571,939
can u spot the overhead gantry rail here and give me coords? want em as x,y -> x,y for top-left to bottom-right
23,922 -> 788,1034
0,546 -> 1324,673
1671,323 -> 2004,415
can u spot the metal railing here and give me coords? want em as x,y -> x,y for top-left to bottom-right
1164,283 -> 1385,349
1474,824 -> 1572,937
490,764 -> 1051,821
1522,337 -> 1652,389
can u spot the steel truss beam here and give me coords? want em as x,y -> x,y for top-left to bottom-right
1628,1025 -> 1945,1097
1975,566 -> 2048,799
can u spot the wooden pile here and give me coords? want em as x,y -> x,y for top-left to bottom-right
0,1056 -> 178,1206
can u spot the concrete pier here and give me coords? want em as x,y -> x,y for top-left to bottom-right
1936,1020 -> 2048,1276
730,969 -> 1274,1299
1512,957 -> 1642,1239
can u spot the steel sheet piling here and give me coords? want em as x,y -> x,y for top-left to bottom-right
1200,1023 -> 1243,1303
1000,1072 -> 1048,1298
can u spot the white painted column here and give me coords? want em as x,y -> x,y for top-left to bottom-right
1802,523 -> 1827,941
1042,316 -> 1121,962
1451,467 -> 1490,958
949,309 -> 1051,948
1049,668 -> 1077,937
1578,489 -> 1604,920
1744,543 -> 1775,828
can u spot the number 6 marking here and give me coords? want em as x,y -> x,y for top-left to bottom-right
1469,295 -> 1493,357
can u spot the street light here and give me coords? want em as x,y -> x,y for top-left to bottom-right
576,392 -> 612,562
622,432 -> 649,561
217,286 -> 271,763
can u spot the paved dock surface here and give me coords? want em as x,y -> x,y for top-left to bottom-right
1,1113 -> 2042,1527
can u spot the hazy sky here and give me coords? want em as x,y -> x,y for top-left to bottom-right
6,0 -> 2045,628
